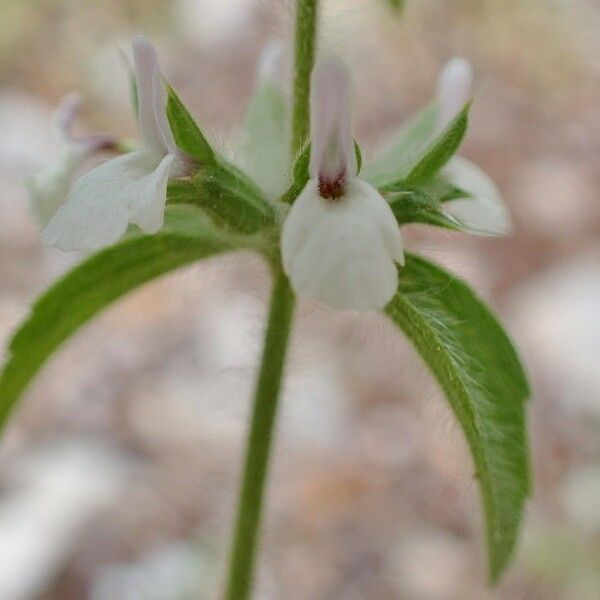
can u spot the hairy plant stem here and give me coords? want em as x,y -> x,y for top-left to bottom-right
291,0 -> 318,159
225,3 -> 315,596
224,267 -> 296,600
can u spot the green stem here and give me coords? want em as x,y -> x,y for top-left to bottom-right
291,0 -> 318,159
224,268 -> 296,600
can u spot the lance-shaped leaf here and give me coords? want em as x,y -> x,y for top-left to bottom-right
167,85 -> 215,164
385,176 -> 469,229
381,174 -> 466,199
404,102 -> 471,184
388,190 -> 461,229
362,102 -> 438,188
0,205 -> 246,432
165,85 -> 275,232
385,253 -> 531,582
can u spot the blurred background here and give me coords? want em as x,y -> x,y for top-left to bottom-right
1,1 -> 599,598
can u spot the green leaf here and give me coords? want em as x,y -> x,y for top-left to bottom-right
388,191 -> 461,229
239,81 -> 290,199
0,206 -> 243,431
381,175 -> 468,201
385,176 -> 470,229
166,178 -> 199,206
354,141 -> 363,175
173,159 -> 276,234
166,87 -> 275,232
404,102 -> 471,184
362,102 -> 438,188
385,254 -> 531,582
167,85 -> 215,164
292,143 -> 311,186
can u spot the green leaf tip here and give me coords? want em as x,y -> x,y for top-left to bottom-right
166,85 -> 216,164
362,101 -> 439,189
386,253 -> 531,582
388,191 -> 461,230
0,206 -> 243,432
386,177 -> 471,230
405,101 -> 471,184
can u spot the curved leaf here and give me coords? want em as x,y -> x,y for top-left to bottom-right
0,206 -> 243,430
385,253 -> 531,582
167,85 -> 215,164
389,191 -> 461,229
173,159 -> 276,234
386,177 -> 469,229
362,102 -> 438,188
404,102 -> 471,184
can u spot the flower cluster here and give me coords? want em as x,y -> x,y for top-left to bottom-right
30,37 -> 511,311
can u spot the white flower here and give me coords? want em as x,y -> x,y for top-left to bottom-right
281,57 -> 404,311
436,56 -> 513,236
26,93 -> 115,227
442,156 -> 512,236
42,36 -> 190,251
435,56 -> 473,133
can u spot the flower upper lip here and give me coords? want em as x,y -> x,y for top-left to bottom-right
309,55 -> 357,188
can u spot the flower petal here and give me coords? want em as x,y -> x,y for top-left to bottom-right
42,150 -> 165,251
436,57 -> 473,132
281,178 -> 403,310
151,62 -> 178,155
27,147 -> 89,227
132,36 -> 175,155
27,94 -> 119,228
129,153 -> 174,232
280,179 -> 326,273
442,156 -> 512,236
53,92 -> 83,142
309,56 -> 357,182
348,179 -> 405,264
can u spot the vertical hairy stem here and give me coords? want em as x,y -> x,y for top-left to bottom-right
225,3 -> 315,596
224,268 -> 296,600
291,0 -> 318,159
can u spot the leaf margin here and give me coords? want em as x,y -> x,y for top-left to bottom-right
385,252 -> 531,582
0,205 -> 250,430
